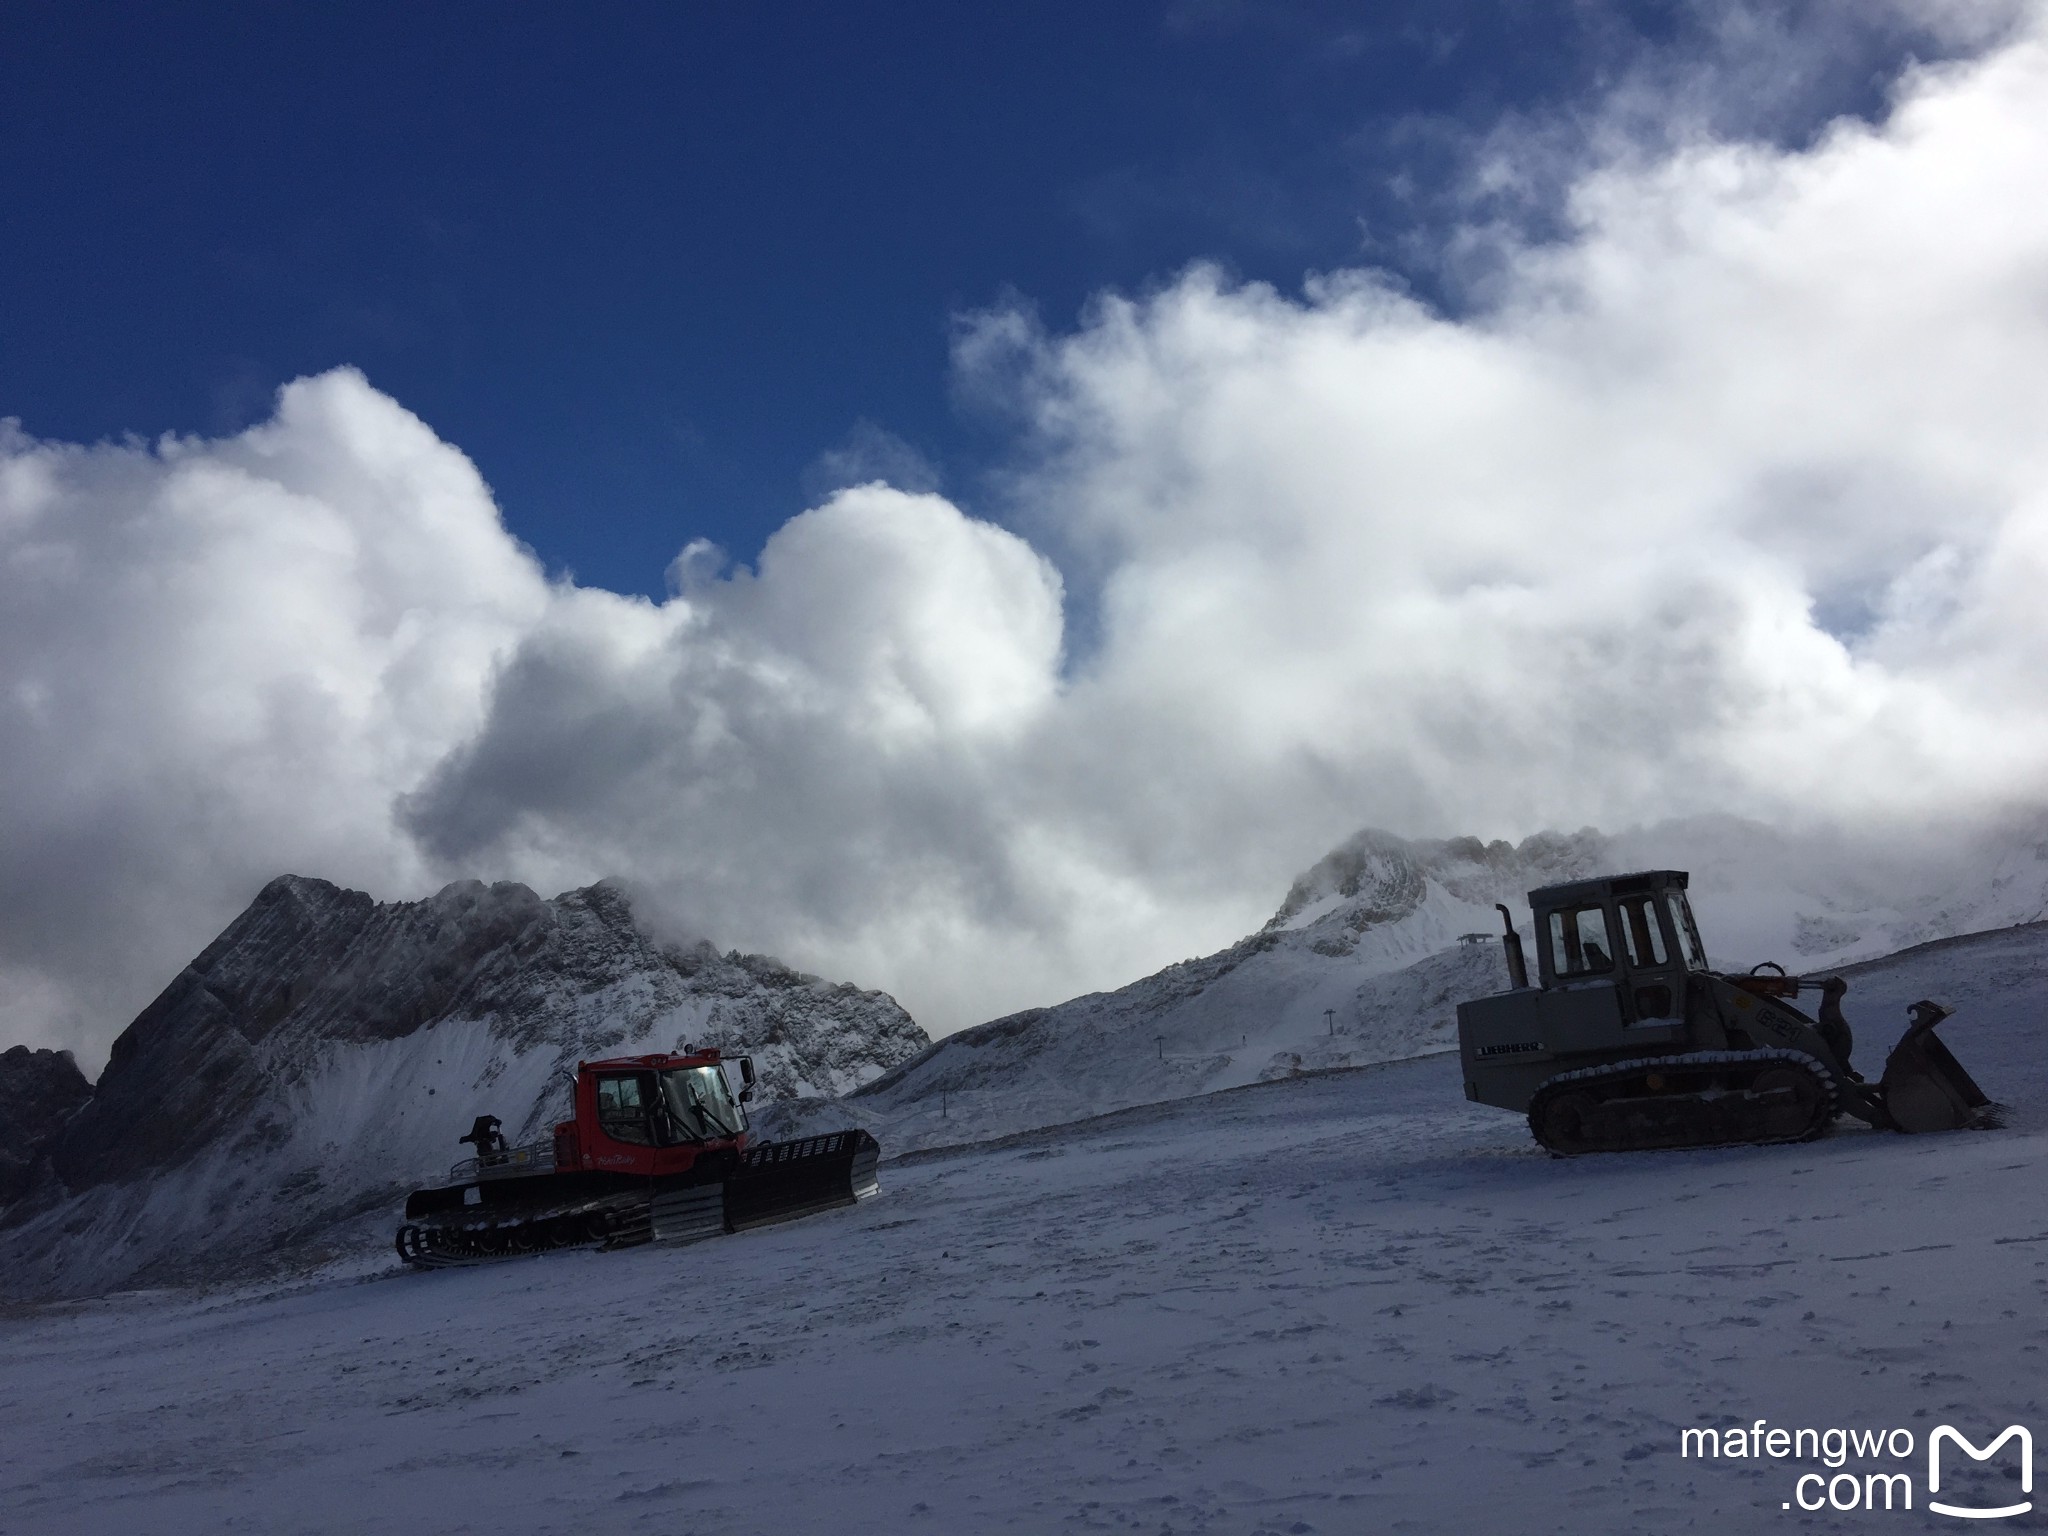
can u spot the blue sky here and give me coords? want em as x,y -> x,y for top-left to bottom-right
0,1 -> 1940,597
8,1 -> 2048,1059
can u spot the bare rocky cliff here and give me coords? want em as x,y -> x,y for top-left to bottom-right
0,1046 -> 91,1206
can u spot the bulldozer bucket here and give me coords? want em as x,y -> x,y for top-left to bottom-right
723,1128 -> 881,1232
1878,1001 -> 1996,1133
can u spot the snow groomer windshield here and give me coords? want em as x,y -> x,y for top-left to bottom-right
660,1065 -> 745,1140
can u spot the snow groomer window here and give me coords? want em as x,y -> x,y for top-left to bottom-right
1550,905 -> 1616,977
595,1074 -> 653,1145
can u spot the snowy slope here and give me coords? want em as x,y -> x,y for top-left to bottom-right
0,875 -> 927,1299
740,829 -> 1575,1153
0,922 -> 2040,1536
760,819 -> 2048,1155
762,939 -> 1507,1154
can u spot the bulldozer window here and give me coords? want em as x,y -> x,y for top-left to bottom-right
1666,893 -> 1709,970
595,1075 -> 654,1146
1617,897 -> 1669,967
1550,906 -> 1616,977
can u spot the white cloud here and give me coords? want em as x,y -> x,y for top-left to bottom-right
0,373 -> 548,1062
9,9 -> 2048,1065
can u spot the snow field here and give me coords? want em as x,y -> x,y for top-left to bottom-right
2,923 -> 2041,1534
2,1062 -> 2043,1532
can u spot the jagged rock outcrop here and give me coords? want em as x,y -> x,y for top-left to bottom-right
0,1046 -> 92,1205
2,874 -> 927,1297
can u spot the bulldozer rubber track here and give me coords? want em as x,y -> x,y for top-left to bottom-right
1528,1048 -> 1838,1156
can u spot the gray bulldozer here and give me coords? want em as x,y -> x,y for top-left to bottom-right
1457,869 -> 1996,1155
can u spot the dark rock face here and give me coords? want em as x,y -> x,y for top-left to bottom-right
0,1046 -> 92,1204
54,876 -> 382,1193
2,874 -> 926,1295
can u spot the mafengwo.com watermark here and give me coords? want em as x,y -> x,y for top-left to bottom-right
1682,1419 -> 2033,1517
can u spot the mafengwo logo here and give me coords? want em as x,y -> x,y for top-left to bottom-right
1680,1419 -> 2032,1516
1929,1426 -> 2032,1520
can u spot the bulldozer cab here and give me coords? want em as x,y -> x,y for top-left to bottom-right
1461,870 -> 1704,1114
1529,869 -> 1702,1022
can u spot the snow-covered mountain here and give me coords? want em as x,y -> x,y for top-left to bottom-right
760,817 -> 2048,1154
9,813 -> 2045,1298
0,874 -> 927,1299
1583,813 -> 2048,972
1264,816 -> 2048,977
755,829 -> 1547,1154
759,930 -> 1505,1155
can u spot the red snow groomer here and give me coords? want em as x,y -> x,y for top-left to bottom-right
395,1048 -> 879,1268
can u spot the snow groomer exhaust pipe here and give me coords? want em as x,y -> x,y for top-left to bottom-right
1496,904 -> 1530,990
